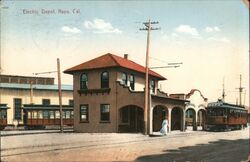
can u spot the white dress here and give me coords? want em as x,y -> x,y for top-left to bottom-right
160,119 -> 168,135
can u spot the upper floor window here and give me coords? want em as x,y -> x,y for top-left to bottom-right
151,79 -> 155,93
80,73 -> 88,89
42,99 -> 50,105
129,74 -> 135,90
69,99 -> 74,106
122,73 -> 127,85
101,71 -> 109,88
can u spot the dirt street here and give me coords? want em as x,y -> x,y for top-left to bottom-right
0,129 -> 249,162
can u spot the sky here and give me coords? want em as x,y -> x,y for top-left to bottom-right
1,0 -> 249,106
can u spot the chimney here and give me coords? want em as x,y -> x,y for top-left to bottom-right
124,54 -> 128,60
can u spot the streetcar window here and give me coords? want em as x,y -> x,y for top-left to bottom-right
28,112 -> 32,119
208,109 -> 215,116
0,110 -> 5,119
63,111 -> 66,119
38,111 -> 43,119
33,111 -> 37,119
55,111 -> 60,119
71,111 -> 74,118
217,109 -> 224,116
0,110 -> 7,119
49,111 -> 55,119
66,111 -> 70,119
43,111 -> 49,119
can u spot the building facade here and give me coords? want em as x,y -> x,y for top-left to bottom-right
65,53 -> 189,133
0,75 -> 73,126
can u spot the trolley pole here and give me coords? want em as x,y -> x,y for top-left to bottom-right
140,20 -> 160,135
57,58 -> 63,133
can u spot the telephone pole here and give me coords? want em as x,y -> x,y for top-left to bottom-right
140,19 -> 160,135
33,59 -> 63,132
236,74 -> 244,106
57,58 -> 63,133
222,77 -> 226,102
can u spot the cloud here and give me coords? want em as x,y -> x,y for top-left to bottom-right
61,26 -> 81,34
205,26 -> 220,33
171,33 -> 179,38
162,32 -> 180,40
207,37 -> 230,43
175,25 -> 199,36
162,34 -> 168,40
84,18 -> 122,34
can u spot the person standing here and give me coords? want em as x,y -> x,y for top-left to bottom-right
160,119 -> 168,135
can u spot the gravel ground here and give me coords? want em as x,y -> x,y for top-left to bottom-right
0,128 -> 249,162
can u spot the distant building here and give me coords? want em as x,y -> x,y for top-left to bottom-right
0,74 -> 73,127
65,53 -> 189,133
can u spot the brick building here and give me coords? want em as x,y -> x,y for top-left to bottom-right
65,53 -> 190,133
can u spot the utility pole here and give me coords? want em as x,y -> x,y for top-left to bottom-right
236,74 -> 244,106
57,58 -> 63,133
140,19 -> 160,135
29,80 -> 34,104
33,59 -> 63,132
222,77 -> 226,102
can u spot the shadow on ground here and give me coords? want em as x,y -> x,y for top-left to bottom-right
136,139 -> 249,162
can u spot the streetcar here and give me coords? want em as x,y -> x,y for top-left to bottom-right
0,104 -> 9,130
206,100 -> 248,131
23,104 -> 74,129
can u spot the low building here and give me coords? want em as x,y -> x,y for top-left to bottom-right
170,89 -> 208,130
64,53 -> 190,133
0,74 -> 73,127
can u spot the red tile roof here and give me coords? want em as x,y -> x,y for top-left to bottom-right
64,53 -> 166,80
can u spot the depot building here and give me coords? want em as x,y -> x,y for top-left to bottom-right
64,53 -> 195,133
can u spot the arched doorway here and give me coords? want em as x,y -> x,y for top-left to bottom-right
171,107 -> 183,130
118,105 -> 144,133
185,108 -> 196,130
197,109 -> 206,130
153,105 -> 168,132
